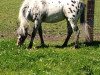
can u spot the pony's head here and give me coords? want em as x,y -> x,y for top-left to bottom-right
16,27 -> 28,46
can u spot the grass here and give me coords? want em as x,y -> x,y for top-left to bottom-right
0,0 -> 100,75
0,39 -> 100,75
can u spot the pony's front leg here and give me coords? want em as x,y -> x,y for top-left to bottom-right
28,20 -> 40,49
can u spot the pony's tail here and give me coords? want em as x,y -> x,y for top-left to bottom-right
80,3 -> 85,24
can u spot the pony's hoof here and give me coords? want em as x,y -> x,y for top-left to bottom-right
61,44 -> 67,48
27,43 -> 33,49
28,45 -> 32,49
41,44 -> 48,48
74,44 -> 79,49
36,44 -> 48,48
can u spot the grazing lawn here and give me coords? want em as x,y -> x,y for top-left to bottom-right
0,0 -> 100,75
0,39 -> 100,75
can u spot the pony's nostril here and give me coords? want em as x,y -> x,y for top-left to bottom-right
19,37 -> 22,41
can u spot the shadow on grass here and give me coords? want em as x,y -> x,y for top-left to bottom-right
84,41 -> 100,47
54,41 -> 100,49
36,44 -> 49,49
24,41 -> 100,49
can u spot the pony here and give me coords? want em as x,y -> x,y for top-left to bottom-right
17,0 -> 85,49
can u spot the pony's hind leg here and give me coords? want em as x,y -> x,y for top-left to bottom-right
70,22 -> 80,48
62,18 -> 73,47
38,25 -> 46,47
73,26 -> 80,48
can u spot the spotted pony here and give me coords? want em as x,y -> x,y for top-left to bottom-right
17,0 -> 85,49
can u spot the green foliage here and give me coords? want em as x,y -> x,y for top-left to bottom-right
0,39 -> 100,75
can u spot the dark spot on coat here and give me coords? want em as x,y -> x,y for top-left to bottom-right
72,4 -> 74,7
41,1 -> 46,6
73,15 -> 75,17
73,10 -> 76,12
76,6 -> 78,9
69,8 -> 73,13
67,3 -> 69,5
58,1 -> 61,4
71,0 -> 76,4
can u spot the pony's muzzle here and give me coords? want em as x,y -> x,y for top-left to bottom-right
17,37 -> 23,46
16,35 -> 27,46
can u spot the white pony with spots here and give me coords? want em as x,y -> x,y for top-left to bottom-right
17,0 -> 85,49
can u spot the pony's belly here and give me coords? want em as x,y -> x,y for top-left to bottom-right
44,12 -> 65,23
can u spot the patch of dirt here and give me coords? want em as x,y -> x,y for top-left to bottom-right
0,31 -> 100,42
33,32 -> 100,42
35,34 -> 66,41
94,33 -> 100,41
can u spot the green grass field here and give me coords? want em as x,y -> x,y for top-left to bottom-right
0,0 -> 100,75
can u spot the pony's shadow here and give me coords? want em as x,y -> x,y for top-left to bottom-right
36,44 -> 49,49
35,41 -> 100,49
53,41 -> 100,48
84,41 -> 100,47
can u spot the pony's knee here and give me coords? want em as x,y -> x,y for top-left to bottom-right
70,23 -> 78,32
